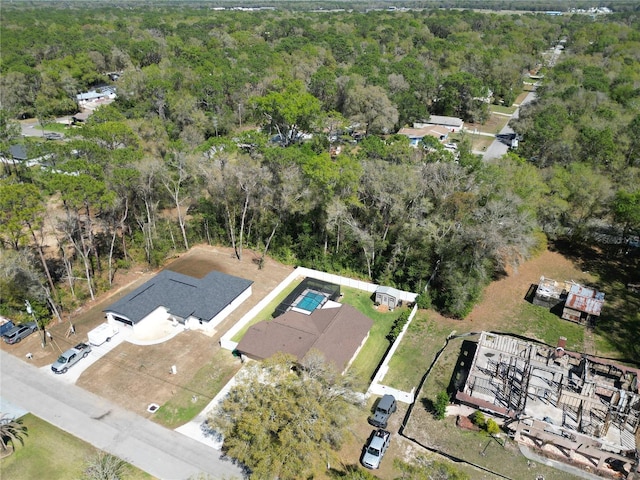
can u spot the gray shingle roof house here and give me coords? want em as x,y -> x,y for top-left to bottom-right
104,270 -> 253,333
236,304 -> 373,373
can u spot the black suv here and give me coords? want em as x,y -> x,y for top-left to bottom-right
368,394 -> 397,429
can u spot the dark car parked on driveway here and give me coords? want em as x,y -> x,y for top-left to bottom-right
2,321 -> 38,344
368,394 -> 397,429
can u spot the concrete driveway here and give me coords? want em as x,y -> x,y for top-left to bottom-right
0,350 -> 245,480
40,329 -> 131,385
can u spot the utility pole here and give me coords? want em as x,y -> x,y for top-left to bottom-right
25,300 -> 46,349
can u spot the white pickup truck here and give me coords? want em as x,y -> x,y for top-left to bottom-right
87,322 -> 118,346
51,343 -> 91,374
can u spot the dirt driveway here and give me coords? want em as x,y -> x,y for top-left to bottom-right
2,245 -> 293,414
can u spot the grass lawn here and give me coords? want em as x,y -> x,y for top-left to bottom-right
153,348 -> 242,429
592,277 -> 640,361
43,122 -> 69,133
0,414 -> 154,480
385,312 -> 453,392
340,287 -> 406,383
515,90 -> 532,103
230,278 -> 302,342
514,302 -> 584,350
466,112 -> 510,135
489,104 -> 518,115
469,134 -> 494,152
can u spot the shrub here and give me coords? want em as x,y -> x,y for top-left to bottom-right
415,291 -> 431,309
471,411 -> 501,435
386,309 -> 411,342
530,229 -> 548,256
486,418 -> 501,435
471,410 -> 486,428
434,390 -> 449,420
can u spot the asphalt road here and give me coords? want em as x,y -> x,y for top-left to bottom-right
20,119 -> 46,137
0,351 -> 245,480
482,90 -> 536,161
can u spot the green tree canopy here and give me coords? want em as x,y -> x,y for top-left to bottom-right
612,189 -> 640,238
0,414 -> 28,456
252,80 -> 322,147
210,352 -> 363,480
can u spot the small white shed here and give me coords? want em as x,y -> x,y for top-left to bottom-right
375,286 -> 403,310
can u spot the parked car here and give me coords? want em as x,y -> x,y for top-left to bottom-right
361,429 -> 391,469
51,343 -> 92,374
368,394 -> 397,428
43,132 -> 64,140
2,321 -> 38,344
0,317 -> 15,337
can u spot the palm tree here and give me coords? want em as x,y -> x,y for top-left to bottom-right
0,413 -> 28,456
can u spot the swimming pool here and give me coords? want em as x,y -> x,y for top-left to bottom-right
295,291 -> 326,312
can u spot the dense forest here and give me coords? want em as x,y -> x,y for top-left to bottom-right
0,4 -> 639,323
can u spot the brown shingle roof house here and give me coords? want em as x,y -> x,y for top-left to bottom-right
236,304 -> 373,373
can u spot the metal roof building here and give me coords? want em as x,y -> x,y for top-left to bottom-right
562,283 -> 605,324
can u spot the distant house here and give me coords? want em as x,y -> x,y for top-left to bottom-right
9,144 -> 29,162
106,72 -> 122,81
104,270 -> 253,334
76,86 -> 117,107
562,283 -> 605,325
397,125 -> 450,147
236,304 -> 373,373
375,285 -> 403,310
415,115 -> 464,131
